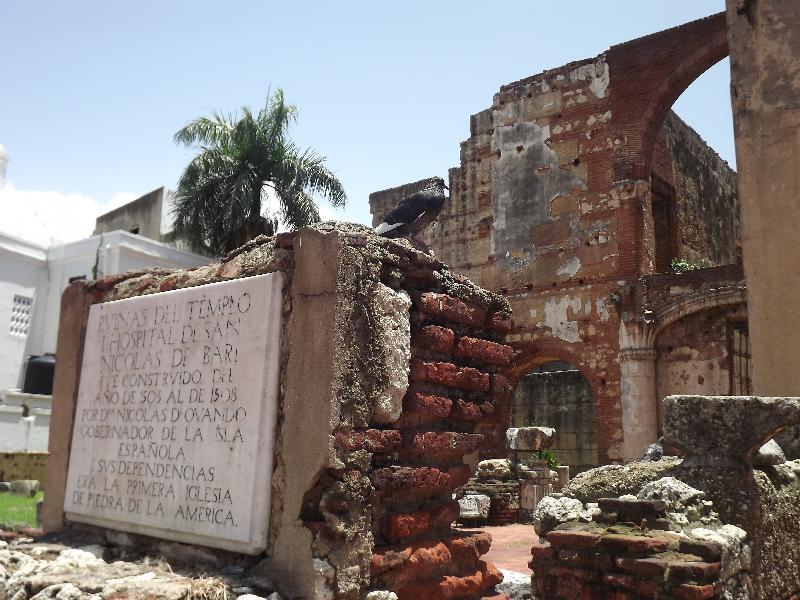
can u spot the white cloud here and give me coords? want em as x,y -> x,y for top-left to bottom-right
0,182 -> 139,247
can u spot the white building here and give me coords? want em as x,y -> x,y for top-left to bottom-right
0,229 -> 210,393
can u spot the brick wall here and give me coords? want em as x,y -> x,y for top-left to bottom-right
368,13 -> 739,470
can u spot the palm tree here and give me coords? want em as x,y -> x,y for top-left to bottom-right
170,89 -> 346,255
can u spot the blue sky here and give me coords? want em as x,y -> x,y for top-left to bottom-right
0,1 -> 733,244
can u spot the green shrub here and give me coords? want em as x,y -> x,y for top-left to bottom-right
533,449 -> 559,470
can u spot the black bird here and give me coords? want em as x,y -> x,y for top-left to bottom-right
374,177 -> 448,242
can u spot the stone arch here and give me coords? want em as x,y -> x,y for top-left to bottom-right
510,342 -> 601,472
653,285 -> 747,338
608,12 -> 729,181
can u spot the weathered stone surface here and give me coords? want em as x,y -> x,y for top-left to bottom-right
496,569 -> 531,600
459,494 -> 491,520
371,285 -> 411,425
753,439 -> 786,467
10,481 -> 39,498
563,458 -> 681,504
505,427 -> 555,452
663,395 -> 800,465
637,477 -> 705,512
476,459 -> 512,481
365,590 -> 398,600
532,496 -> 583,536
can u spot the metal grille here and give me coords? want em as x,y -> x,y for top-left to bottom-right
729,322 -> 752,395
9,295 -> 32,337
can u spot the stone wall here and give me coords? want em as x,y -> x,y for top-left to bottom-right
726,0 -> 800,397
42,223 -> 512,600
660,112 -> 739,268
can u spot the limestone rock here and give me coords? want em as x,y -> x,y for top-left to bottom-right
753,439 -> 786,466
371,285 -> 411,424
459,493 -> 491,520
497,569 -> 532,600
532,495 -> 583,536
663,395 -> 800,465
365,592 -> 399,600
637,477 -> 705,512
476,459 -> 512,481
506,427 -> 555,452
690,524 -> 750,580
9,481 -> 39,498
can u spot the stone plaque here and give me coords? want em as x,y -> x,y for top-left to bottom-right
64,273 -> 283,554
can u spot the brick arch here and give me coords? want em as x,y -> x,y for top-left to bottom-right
653,285 -> 747,339
508,341 -> 607,467
609,12 -> 729,181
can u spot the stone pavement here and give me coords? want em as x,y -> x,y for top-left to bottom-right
458,524 -> 536,574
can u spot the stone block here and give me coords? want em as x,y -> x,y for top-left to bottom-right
476,459 -> 512,481
506,426 -> 556,451
10,480 -> 39,498
459,494 -> 491,520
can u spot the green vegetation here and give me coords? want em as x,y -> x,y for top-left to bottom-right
533,449 -> 559,470
671,257 -> 710,273
0,491 -> 43,530
171,88 -> 347,256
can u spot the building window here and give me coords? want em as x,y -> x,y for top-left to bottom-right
729,322 -> 752,395
9,295 -> 32,337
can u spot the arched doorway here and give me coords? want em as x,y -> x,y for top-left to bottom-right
511,360 -> 598,473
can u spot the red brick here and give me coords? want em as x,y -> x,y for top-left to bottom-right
602,573 -> 659,596
135,277 -> 157,292
492,373 -> 510,393
401,431 -> 483,453
413,325 -> 455,352
334,428 -> 401,452
668,561 -> 721,582
404,391 -> 453,417
450,398 -> 494,421
409,359 -> 490,391
672,584 -> 716,600
371,467 -> 453,492
677,539 -> 722,562
427,500 -> 460,528
487,310 -> 514,332
454,336 -> 514,366
598,534 -> 669,556
159,277 -> 178,292
546,530 -> 602,550
548,566 -> 598,581
415,292 -> 486,326
615,556 -> 668,579
386,511 -> 432,541
531,539 -> 555,562
364,429 -> 402,452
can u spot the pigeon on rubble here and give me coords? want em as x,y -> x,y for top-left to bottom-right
642,438 -> 664,462
374,177 -> 448,242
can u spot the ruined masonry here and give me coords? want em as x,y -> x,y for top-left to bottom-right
39,223 -> 515,600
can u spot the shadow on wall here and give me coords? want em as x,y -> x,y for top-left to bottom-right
512,360 -> 597,473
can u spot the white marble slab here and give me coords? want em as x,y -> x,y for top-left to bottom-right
64,273 -> 283,554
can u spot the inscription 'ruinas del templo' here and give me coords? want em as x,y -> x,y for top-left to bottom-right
63,273 -> 283,554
